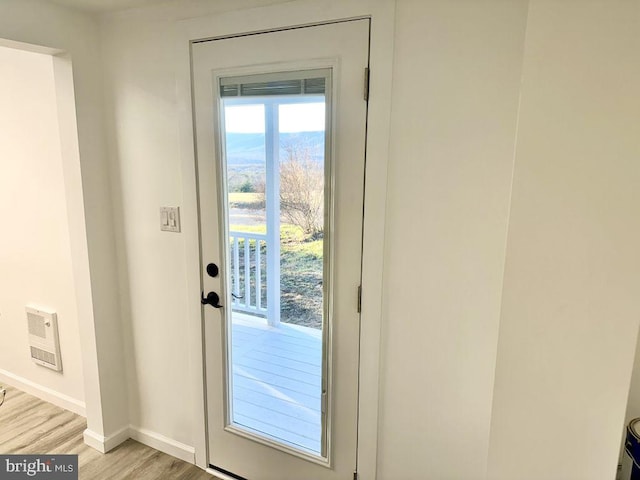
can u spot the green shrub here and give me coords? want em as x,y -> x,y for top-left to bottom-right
238,180 -> 255,193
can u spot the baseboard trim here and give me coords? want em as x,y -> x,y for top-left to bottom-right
83,425 -> 130,453
0,374 -> 197,465
82,429 -> 105,452
129,425 -> 195,464
83,425 -> 196,462
0,369 -> 86,417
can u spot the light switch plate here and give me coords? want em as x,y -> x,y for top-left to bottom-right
160,207 -> 180,233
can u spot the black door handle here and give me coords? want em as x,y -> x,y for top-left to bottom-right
201,291 -> 223,308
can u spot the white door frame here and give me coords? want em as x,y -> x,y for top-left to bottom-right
176,2 -> 395,478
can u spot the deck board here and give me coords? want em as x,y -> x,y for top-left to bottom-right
230,312 -> 323,455
242,349 -> 321,376
234,356 -> 321,385
232,414 -> 321,453
231,376 -> 320,411
233,385 -> 320,422
234,366 -> 319,398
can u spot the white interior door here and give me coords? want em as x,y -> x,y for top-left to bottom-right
192,19 -> 369,480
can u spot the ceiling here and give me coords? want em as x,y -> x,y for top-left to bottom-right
45,0 -> 169,13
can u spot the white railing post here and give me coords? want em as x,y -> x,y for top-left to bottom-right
244,236 -> 251,310
229,231 -> 268,316
256,240 -> 262,311
233,236 -> 240,305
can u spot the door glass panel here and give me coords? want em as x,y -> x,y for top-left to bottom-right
220,70 -> 329,457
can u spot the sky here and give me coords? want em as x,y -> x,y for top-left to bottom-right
224,102 -> 325,133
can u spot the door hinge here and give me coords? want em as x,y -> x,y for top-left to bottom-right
357,285 -> 362,313
363,67 -> 370,101
353,471 -> 359,480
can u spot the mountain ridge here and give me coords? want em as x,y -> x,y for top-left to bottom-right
225,131 -> 325,165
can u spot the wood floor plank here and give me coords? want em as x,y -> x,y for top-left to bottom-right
0,385 -> 215,479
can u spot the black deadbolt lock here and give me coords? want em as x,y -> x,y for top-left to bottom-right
206,263 -> 219,278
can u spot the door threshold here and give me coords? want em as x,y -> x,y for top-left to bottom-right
208,464 -> 248,480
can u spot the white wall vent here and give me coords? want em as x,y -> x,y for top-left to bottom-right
26,306 -> 62,372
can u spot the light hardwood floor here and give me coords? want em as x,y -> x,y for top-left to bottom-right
0,385 -> 214,479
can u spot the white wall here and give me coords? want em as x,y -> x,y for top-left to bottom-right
486,1 -> 640,479
377,1 -> 529,478
99,0 -> 290,447
0,45 -> 84,410
61,0 -> 640,477
0,0 -> 128,442
99,0 -> 530,464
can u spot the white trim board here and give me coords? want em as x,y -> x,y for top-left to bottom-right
0,371 -> 195,465
83,425 -> 130,454
129,425 -> 196,464
83,424 -> 195,464
0,369 -> 86,417
176,1 -> 395,477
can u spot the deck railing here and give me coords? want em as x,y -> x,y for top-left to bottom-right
229,230 -> 268,317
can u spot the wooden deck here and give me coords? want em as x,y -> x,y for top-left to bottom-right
231,313 -> 323,454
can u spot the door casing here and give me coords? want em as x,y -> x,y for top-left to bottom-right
175,2 -> 396,478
